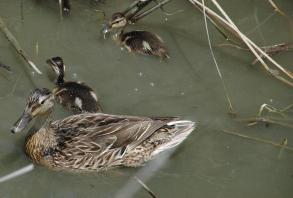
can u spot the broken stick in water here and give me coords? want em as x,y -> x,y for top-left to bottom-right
134,176 -> 158,198
0,17 -> 42,74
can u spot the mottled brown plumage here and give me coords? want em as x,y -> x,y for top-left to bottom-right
11,88 -> 195,172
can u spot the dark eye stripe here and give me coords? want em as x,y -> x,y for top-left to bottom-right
31,104 -> 40,112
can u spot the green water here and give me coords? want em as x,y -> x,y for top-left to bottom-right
0,0 -> 292,197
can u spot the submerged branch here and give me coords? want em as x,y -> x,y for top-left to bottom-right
220,42 -> 293,64
221,129 -> 293,151
134,177 -> 158,198
236,116 -> 293,129
237,103 -> 293,128
0,17 -> 42,74
252,42 -> 293,64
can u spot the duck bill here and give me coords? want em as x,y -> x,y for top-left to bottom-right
11,112 -> 32,133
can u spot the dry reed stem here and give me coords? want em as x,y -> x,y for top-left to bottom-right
236,116 -> 293,129
0,17 -> 42,74
201,0 -> 234,113
257,103 -> 293,117
210,0 -> 292,79
188,0 -> 293,87
268,0 -> 285,16
220,42 -> 293,64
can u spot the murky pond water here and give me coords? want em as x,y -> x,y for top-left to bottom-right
0,0 -> 292,197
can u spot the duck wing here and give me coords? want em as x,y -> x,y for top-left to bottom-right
51,113 -> 175,164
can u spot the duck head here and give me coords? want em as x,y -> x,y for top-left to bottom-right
11,88 -> 54,133
46,56 -> 66,85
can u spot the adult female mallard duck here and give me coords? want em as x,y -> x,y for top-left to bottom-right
46,56 -> 101,113
113,30 -> 169,59
11,88 -> 195,172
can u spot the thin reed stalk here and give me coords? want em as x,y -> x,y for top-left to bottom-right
0,17 -> 42,74
188,0 -> 293,87
201,0 -> 234,113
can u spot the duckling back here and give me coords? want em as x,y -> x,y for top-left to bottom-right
53,82 -> 101,113
118,30 -> 169,59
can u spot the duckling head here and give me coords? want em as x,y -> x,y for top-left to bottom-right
46,56 -> 66,84
109,12 -> 128,29
102,13 -> 127,38
11,88 -> 55,133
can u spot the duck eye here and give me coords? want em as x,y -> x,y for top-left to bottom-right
40,100 -> 45,105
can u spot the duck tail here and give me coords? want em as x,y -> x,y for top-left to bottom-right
151,120 -> 196,157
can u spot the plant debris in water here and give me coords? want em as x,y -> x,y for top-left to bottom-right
221,129 -> 293,152
188,0 -> 293,87
0,17 -> 42,74
134,176 -> 158,198
0,61 -> 11,72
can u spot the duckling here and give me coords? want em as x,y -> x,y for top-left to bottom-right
61,0 -> 71,14
113,30 -> 169,59
46,56 -> 101,113
11,88 -> 195,172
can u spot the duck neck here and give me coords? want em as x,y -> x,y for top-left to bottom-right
57,70 -> 65,85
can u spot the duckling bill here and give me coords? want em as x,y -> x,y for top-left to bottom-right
46,56 -> 101,113
114,30 -> 169,59
11,88 -> 195,172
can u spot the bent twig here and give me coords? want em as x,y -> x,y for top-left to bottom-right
0,17 -> 42,74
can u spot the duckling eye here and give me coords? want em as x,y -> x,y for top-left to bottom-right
40,100 -> 45,105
